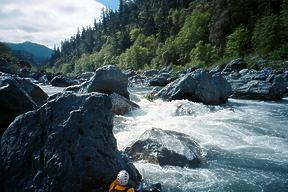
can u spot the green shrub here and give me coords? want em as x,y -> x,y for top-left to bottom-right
157,11 -> 211,66
73,43 -> 119,74
189,41 -> 219,68
225,25 -> 251,57
119,45 -> 151,70
252,12 -> 288,59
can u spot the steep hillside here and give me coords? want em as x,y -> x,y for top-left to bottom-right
0,43 -> 20,73
6,41 -> 52,66
48,0 -> 288,75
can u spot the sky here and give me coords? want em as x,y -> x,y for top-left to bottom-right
0,0 -> 119,49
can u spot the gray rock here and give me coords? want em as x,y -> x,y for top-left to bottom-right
156,70 -> 232,105
38,74 -> 49,85
124,69 -> 137,78
231,74 -> 287,100
150,87 -> 162,95
223,58 -> 247,73
143,183 -> 162,192
143,69 -> 160,77
148,73 -> 173,87
0,92 -> 141,191
66,65 -> 130,99
239,68 -> 249,76
19,78 -> 48,106
125,128 -> 202,168
128,75 -> 146,85
110,93 -> 139,115
77,72 -> 94,81
160,65 -> 172,73
50,75 -> 79,87
0,74 -> 48,135
225,68 -> 287,100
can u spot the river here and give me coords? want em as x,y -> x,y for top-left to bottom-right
42,85 -> 288,192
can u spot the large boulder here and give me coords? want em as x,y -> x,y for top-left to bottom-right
110,93 -> 139,115
0,73 -> 48,135
156,70 -> 232,105
222,58 -> 247,73
50,75 -> 79,87
125,128 -> 202,168
66,65 -> 130,99
77,72 -> 94,81
0,92 -> 141,192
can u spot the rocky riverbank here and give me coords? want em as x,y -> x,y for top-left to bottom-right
1,60 -> 287,191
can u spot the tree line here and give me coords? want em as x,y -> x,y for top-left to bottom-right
48,0 -> 288,75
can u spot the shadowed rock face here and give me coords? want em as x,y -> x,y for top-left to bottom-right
66,65 -> 130,99
0,73 -> 48,135
110,93 -> 139,115
222,58 -> 247,73
0,92 -> 140,192
156,70 -> 232,105
50,75 -> 79,87
125,128 -> 202,168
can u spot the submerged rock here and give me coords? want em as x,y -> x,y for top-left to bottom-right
110,93 -> 139,115
0,73 -> 48,135
0,92 -> 141,191
143,183 -> 162,192
125,128 -> 202,168
66,65 -> 130,99
156,70 -> 232,105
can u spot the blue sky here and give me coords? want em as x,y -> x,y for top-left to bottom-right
97,0 -> 119,10
0,0 -> 120,48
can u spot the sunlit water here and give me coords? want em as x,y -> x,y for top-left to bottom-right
42,85 -> 288,192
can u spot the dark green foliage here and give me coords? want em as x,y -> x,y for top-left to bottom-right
226,25 -> 251,57
156,11 -> 211,66
190,41 -> 219,68
50,0 -> 288,74
0,43 -> 20,72
252,11 -> 288,59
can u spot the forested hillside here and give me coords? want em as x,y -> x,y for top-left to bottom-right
6,41 -> 53,67
48,0 -> 288,75
0,43 -> 21,73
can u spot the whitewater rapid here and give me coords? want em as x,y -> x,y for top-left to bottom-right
114,86 -> 288,192
43,85 -> 288,192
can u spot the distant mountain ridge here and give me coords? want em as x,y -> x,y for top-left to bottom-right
5,41 -> 53,66
6,41 -> 52,58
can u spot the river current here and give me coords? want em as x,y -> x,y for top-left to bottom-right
42,85 -> 288,192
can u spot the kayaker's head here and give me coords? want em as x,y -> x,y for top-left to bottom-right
117,170 -> 129,186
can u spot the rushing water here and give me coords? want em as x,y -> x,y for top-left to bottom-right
43,85 -> 288,192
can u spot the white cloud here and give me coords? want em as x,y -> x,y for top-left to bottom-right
0,0 -> 106,48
